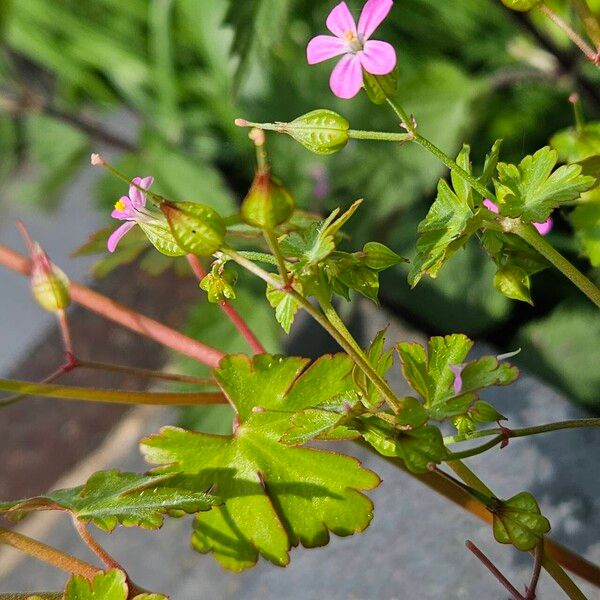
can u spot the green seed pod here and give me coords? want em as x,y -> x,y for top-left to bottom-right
241,170 -> 295,229
283,110 -> 350,155
30,243 -> 71,312
452,415 -> 477,436
161,201 -> 225,256
499,0 -> 542,11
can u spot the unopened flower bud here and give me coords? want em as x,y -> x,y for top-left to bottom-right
241,170 -> 295,230
161,201 -> 225,256
200,263 -> 238,304
30,243 -> 71,312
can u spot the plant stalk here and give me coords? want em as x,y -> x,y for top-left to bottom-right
513,222 -> 600,308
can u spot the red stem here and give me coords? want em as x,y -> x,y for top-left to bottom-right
0,244 -> 225,368
186,254 -> 266,354
466,540 -> 525,600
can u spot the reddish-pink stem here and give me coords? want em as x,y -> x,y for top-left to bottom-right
186,254 -> 266,354
466,540 -> 525,600
0,243 -> 225,368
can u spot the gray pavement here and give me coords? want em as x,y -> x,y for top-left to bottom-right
0,307 -> 598,599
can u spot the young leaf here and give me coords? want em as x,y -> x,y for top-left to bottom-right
398,334 -> 473,407
494,147 -> 595,222
492,492 -> 551,551
141,354 -> 379,572
266,276 -> 303,333
64,569 -> 167,600
480,139 -> 503,188
0,470 -> 216,531
409,158 -> 479,286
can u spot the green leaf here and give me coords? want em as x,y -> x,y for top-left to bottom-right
63,569 -> 168,600
458,356 -> 519,395
0,470 -> 216,531
64,570 -> 128,600
493,264 -> 533,304
480,139 -> 503,188
500,0 -> 542,10
409,163 -> 478,286
266,277 -> 303,333
398,334 -> 473,407
353,328 -> 395,408
494,146 -> 595,222
141,354 -> 379,572
361,417 -> 447,473
362,242 -> 407,271
493,492 -> 550,551
362,69 -> 398,105
551,122 -> 600,163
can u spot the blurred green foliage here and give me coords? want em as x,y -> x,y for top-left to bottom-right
0,0 -> 598,408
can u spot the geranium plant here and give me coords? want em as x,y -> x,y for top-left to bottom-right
0,1 -> 599,598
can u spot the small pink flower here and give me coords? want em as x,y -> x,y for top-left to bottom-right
108,176 -> 155,252
482,199 -> 553,236
307,0 -> 397,99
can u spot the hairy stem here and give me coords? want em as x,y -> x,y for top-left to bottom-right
0,526 -> 99,580
72,517 -> 122,571
0,378 -> 226,406
572,0 -> 600,49
0,244 -> 225,368
466,540 -> 525,600
527,541 -> 544,600
264,229 -> 290,287
186,254 -> 265,354
512,222 -> 600,308
539,3 -> 599,66
444,418 -> 600,445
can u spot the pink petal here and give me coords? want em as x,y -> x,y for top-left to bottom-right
330,54 -> 364,99
358,0 -> 394,39
129,176 -> 152,209
111,196 -> 135,220
483,199 -> 499,214
107,222 -> 135,253
533,217 -> 553,236
326,2 -> 357,38
307,35 -> 348,64
450,365 -> 464,396
359,40 -> 396,75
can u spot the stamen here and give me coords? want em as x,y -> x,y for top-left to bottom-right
114,199 -> 126,212
344,30 -> 357,43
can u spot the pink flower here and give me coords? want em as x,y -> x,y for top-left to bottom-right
108,176 -> 155,252
307,0 -> 397,99
482,199 -> 553,236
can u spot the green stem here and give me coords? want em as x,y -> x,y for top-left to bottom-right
512,221 -> 600,308
222,247 -> 402,410
348,129 -> 414,142
573,0 -> 600,49
446,436 -> 506,460
542,552 -> 588,600
539,3 -> 599,66
446,460 -> 495,497
0,378 -> 225,406
385,98 -> 494,201
444,418 -> 600,445
318,298 -> 401,412
264,229 -> 290,286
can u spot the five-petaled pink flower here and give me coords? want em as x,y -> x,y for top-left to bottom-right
483,199 -> 553,236
108,176 -> 155,252
307,0 -> 397,99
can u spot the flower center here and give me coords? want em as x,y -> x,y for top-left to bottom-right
343,30 -> 363,53
114,199 -> 126,212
